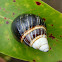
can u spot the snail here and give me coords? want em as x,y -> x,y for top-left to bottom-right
12,14 -> 49,52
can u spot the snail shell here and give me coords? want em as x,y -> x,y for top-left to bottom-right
12,14 -> 49,52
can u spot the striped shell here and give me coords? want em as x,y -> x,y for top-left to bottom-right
12,14 -> 49,52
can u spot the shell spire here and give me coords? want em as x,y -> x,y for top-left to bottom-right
12,14 -> 49,52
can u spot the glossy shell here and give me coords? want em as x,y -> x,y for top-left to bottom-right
12,14 -> 49,52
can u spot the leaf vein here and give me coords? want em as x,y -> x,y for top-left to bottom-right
0,15 -> 13,22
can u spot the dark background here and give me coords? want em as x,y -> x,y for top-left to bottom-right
43,0 -> 62,13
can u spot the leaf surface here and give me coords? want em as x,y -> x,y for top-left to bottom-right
0,0 -> 62,62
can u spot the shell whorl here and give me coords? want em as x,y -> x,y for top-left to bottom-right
12,14 -> 49,52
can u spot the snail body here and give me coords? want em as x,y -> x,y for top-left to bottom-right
12,14 -> 49,52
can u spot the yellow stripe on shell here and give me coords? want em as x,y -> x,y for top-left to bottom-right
21,25 -> 46,43
30,35 -> 47,46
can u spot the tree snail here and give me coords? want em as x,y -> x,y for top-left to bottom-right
12,14 -> 49,52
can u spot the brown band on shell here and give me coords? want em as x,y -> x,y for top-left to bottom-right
30,35 -> 47,46
21,25 -> 46,43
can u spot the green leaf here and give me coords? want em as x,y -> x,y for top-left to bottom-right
0,0 -> 62,62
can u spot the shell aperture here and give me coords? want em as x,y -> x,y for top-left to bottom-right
12,14 -> 49,52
